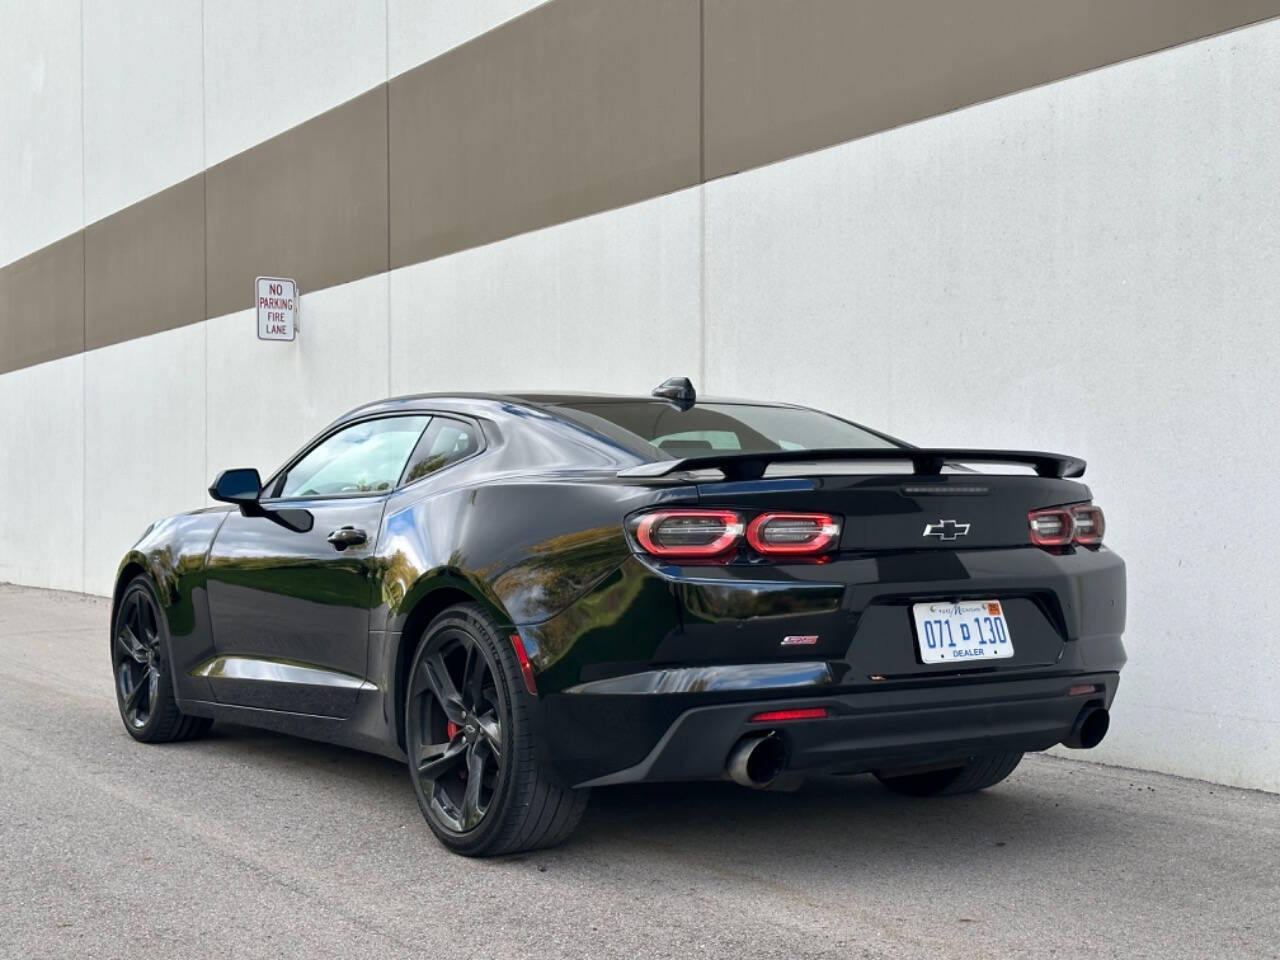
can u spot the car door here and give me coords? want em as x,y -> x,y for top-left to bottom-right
203,414 -> 431,717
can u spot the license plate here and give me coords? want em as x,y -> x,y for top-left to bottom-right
912,600 -> 1014,664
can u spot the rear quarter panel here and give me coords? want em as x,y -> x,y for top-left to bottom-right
375,476 -> 692,635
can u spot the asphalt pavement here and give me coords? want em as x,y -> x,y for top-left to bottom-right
1,582 -> 1277,960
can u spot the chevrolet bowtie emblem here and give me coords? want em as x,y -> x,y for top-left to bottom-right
923,519 -> 970,540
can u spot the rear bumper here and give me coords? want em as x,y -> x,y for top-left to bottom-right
569,672 -> 1118,788
523,543 -> 1125,787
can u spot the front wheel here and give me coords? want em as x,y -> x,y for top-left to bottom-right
112,576 -> 212,743
405,604 -> 588,856
874,752 -> 1023,797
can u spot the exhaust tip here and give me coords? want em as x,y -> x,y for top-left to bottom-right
727,733 -> 787,788
1064,706 -> 1110,750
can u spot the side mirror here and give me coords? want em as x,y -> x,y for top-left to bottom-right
208,468 -> 313,533
209,468 -> 263,505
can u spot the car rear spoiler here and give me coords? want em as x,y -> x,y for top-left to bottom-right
617,447 -> 1087,481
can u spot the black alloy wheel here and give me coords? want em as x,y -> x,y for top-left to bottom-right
112,576 -> 211,743
409,628 -> 505,833
115,585 -> 162,730
405,604 -> 588,856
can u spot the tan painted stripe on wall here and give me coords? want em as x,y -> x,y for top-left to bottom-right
389,0 -> 701,268
2,0 -> 1279,377
206,86 -> 390,318
703,0 -> 1280,179
0,235 -> 84,374
85,175 -> 206,351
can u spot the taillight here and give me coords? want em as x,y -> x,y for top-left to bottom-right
1028,504 -> 1106,548
635,509 -> 743,557
1028,507 -> 1074,547
745,512 -> 842,555
1071,504 -> 1105,545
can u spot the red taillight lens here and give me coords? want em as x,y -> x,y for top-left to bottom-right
745,512 -> 842,555
635,509 -> 743,557
1029,503 -> 1105,548
1028,507 -> 1074,547
1071,504 -> 1106,546
749,707 -> 828,723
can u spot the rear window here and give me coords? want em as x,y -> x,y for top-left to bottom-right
547,401 -> 900,459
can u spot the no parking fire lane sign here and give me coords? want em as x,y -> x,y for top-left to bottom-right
256,276 -> 297,341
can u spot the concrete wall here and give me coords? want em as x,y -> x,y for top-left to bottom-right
704,25 -> 1280,791
1,4 -> 1278,792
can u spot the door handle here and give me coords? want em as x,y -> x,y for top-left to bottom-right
327,526 -> 368,550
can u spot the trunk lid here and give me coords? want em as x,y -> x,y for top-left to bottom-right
691,472 -> 1091,552
621,447 -> 1091,552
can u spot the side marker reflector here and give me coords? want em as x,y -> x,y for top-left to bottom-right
510,633 -> 538,696
749,707 -> 828,723
1069,683 -> 1099,696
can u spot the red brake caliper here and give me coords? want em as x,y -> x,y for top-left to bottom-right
446,720 -> 465,779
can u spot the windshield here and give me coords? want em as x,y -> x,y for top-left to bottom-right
546,400 -> 901,460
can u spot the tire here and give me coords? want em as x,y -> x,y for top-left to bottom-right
111,575 -> 212,743
405,603 -> 588,856
874,752 -> 1023,797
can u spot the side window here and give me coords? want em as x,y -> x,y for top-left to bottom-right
401,417 -> 480,485
277,416 -> 429,498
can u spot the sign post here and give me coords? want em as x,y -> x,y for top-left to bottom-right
255,276 -> 298,341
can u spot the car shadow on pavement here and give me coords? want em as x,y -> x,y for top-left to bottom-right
574,772 -> 1106,865
204,723 -> 1122,870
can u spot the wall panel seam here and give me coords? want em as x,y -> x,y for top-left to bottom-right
202,0 -> 209,497
698,0 -> 705,185
385,71 -> 393,394
80,0 -> 88,594
698,0 -> 707,389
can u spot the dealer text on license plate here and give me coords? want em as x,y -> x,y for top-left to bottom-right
912,600 -> 1014,664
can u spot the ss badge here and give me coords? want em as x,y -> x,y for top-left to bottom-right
781,635 -> 819,646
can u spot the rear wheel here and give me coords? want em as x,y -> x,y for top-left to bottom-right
112,576 -> 212,743
874,752 -> 1023,797
405,603 -> 588,856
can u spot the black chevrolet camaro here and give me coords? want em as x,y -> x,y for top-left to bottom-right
111,378 -> 1125,856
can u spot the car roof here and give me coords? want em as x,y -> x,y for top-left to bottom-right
508,392 -> 801,407
345,390 -> 805,414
